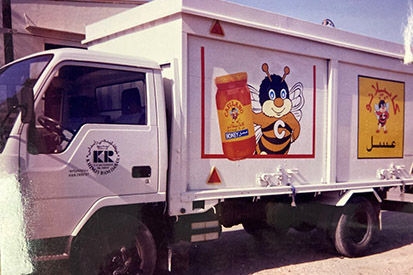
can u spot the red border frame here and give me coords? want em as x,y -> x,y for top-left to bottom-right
201,46 -> 316,159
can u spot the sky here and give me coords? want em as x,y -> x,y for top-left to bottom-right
228,0 -> 411,45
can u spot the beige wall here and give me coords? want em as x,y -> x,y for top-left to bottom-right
0,0 -> 147,65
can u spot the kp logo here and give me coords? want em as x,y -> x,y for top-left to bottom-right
86,140 -> 120,175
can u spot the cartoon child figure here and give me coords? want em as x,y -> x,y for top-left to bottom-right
230,107 -> 239,120
375,99 -> 389,133
252,63 -> 303,155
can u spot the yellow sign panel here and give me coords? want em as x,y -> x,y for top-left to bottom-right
358,76 -> 404,158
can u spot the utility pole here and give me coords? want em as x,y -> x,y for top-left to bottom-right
2,0 -> 13,64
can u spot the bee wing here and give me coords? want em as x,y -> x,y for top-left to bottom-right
248,84 -> 262,113
254,124 -> 262,144
290,82 -> 304,121
248,84 -> 262,144
374,104 -> 380,118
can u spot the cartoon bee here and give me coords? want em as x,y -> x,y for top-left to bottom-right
375,99 -> 389,133
250,63 -> 304,155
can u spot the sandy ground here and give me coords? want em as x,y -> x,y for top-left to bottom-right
187,211 -> 413,275
32,210 -> 413,274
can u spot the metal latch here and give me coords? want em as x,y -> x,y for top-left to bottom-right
376,163 -> 411,180
258,166 -> 299,187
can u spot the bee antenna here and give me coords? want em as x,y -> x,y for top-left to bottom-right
261,63 -> 272,82
282,66 -> 290,82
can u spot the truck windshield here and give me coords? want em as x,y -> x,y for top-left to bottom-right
0,54 -> 52,152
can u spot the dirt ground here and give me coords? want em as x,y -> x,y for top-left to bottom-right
187,211 -> 413,275
32,210 -> 413,274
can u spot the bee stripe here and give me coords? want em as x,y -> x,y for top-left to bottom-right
256,120 -> 295,155
261,122 -> 293,133
262,134 -> 291,145
257,137 -> 291,154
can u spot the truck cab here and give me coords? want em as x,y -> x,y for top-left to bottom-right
0,48 -> 167,269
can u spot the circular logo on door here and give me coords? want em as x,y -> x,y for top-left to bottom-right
86,140 -> 120,175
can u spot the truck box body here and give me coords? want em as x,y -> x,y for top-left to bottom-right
84,0 -> 413,215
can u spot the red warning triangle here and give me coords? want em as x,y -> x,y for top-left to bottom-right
210,20 -> 225,36
207,167 -> 222,184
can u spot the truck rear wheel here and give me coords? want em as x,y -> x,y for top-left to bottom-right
332,197 -> 379,257
70,213 -> 157,274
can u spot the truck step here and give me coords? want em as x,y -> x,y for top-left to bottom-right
35,253 -> 69,262
190,220 -> 220,242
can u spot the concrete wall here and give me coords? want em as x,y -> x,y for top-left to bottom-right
0,0 -> 147,65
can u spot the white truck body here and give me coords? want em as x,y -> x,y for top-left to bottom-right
1,0 -> 412,273
84,0 -> 413,215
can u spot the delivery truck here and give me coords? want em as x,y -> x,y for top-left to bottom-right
1,0 -> 413,273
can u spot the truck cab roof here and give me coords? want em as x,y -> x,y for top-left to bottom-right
7,48 -> 161,70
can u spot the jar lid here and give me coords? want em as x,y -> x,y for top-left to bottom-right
215,72 -> 247,85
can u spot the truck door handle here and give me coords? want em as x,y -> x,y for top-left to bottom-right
132,166 -> 151,178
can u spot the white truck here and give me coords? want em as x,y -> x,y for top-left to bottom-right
1,0 -> 413,273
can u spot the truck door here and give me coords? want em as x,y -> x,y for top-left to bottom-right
21,62 -> 159,239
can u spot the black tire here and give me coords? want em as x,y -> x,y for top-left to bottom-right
333,197 -> 379,257
70,213 -> 157,275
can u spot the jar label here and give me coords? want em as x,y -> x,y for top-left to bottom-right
217,99 -> 254,143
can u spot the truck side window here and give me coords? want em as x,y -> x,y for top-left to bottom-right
96,80 -> 147,125
115,88 -> 146,124
33,64 -> 147,154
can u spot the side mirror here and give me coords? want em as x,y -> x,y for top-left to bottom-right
20,79 -> 35,124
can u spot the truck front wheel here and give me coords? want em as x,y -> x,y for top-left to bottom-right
70,213 -> 157,274
333,197 -> 379,257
